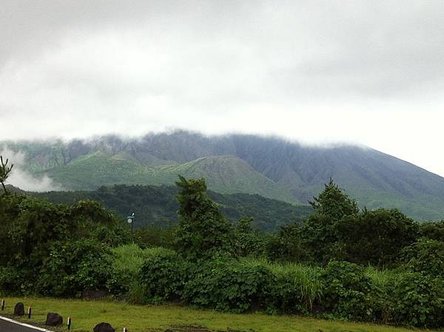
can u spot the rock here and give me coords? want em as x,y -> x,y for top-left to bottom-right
93,322 -> 116,332
13,302 -> 24,316
45,312 -> 63,326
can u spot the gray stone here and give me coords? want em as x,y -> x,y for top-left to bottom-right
13,302 -> 24,316
45,312 -> 63,326
93,322 -> 115,332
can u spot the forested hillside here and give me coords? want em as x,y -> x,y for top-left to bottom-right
3,130 -> 444,220
35,184 -> 312,231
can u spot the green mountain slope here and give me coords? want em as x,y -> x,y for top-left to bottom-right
4,131 -> 444,220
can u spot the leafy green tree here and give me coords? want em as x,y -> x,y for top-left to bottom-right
401,238 -> 444,277
175,176 -> 234,259
336,209 -> 419,266
309,178 -> 359,220
233,217 -> 267,257
419,220 -> 444,242
267,223 -> 311,262
302,179 -> 359,263
0,156 -> 13,195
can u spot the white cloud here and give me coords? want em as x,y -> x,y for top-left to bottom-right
1,0 -> 444,176
0,147 -> 62,192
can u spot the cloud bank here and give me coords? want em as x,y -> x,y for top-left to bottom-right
1,1 -> 444,176
0,147 -> 62,192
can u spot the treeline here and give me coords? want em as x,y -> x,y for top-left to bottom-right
35,184 -> 312,231
1,175 -> 444,328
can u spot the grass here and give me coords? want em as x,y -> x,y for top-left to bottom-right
1,297 -> 440,332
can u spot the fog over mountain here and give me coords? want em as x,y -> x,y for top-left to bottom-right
2,130 -> 444,221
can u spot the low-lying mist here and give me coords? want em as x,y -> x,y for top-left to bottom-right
0,146 -> 62,192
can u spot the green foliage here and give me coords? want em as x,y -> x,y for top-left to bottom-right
390,272 -> 444,327
233,217 -> 267,257
401,238 -> 444,277
419,220 -> 444,242
309,179 -> 359,220
175,176 -> 234,259
266,223 -> 311,262
320,261 -> 374,321
0,266 -> 26,295
138,249 -> 189,303
36,239 -> 113,297
134,225 -> 176,249
109,245 -> 175,300
36,184 -> 311,232
336,209 -> 418,267
303,179 -> 359,263
182,259 -> 274,313
268,262 -> 323,314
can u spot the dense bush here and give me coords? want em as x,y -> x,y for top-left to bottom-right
0,266 -> 28,295
390,272 -> 444,327
401,238 -> 444,277
109,244 -> 151,294
183,259 -> 274,313
320,261 -> 374,321
36,239 -> 113,297
139,249 -> 189,303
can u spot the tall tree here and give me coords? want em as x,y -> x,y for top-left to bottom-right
309,178 -> 359,220
175,176 -> 234,259
303,179 -> 359,263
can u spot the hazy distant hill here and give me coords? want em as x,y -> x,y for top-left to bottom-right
3,130 -> 444,220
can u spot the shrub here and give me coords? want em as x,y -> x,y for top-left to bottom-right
390,272 -> 444,328
183,258 -> 274,313
320,261 -> 374,321
0,266 -> 28,295
138,249 -> 188,303
36,239 -> 113,297
401,238 -> 444,277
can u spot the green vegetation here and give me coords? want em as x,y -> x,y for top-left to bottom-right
35,184 -> 312,232
2,297 -> 430,332
1,167 -> 444,329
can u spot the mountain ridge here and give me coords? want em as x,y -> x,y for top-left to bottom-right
3,130 -> 444,220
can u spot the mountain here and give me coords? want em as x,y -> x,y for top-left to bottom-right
3,130 -> 444,220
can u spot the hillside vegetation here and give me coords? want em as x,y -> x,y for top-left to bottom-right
3,131 -> 444,220
2,171 -> 444,329
35,184 -> 312,231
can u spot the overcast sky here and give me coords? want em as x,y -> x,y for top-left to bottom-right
1,0 -> 444,176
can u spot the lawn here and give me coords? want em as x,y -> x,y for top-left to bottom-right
0,297 -> 438,332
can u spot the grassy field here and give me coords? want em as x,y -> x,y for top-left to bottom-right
0,297 -> 439,332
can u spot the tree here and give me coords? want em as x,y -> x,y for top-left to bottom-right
0,156 -> 14,195
175,176 -> 234,259
309,178 -> 359,220
302,179 -> 359,263
335,208 -> 419,266
267,222 -> 310,262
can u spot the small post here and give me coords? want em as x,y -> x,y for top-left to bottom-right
123,328 -> 128,332
1,299 -> 5,311
27,306 -> 32,319
67,317 -> 72,330
127,212 -> 135,241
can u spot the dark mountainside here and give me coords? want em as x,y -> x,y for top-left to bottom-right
3,130 -> 444,220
